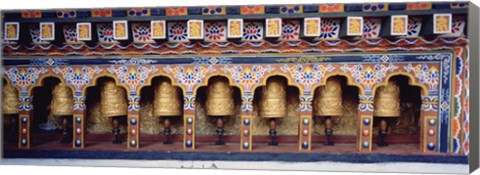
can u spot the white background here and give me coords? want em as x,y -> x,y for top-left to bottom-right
0,0 -> 478,174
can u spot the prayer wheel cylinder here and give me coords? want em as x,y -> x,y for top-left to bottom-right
51,83 -> 74,116
2,84 -> 20,115
313,77 -> 343,117
205,77 -> 234,116
259,77 -> 287,118
153,79 -> 182,117
374,80 -> 401,117
100,79 -> 128,117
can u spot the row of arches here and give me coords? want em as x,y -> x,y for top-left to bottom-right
3,74 -> 423,152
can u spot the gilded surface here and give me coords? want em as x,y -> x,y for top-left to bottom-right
2,84 -> 20,114
374,79 -> 401,117
51,83 -> 74,116
195,91 -> 242,135
205,77 -> 234,116
253,86 -> 299,135
259,77 -> 287,118
100,79 -> 127,117
313,77 -> 343,117
87,85 -> 127,134
153,79 -> 182,117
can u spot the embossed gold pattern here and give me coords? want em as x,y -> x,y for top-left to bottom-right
259,76 -> 287,118
2,84 -> 20,114
51,83 -> 73,116
206,77 -> 234,116
100,79 -> 127,117
374,80 -> 401,117
313,77 -> 343,117
153,79 -> 182,117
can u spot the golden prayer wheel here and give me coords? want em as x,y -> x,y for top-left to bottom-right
100,79 -> 128,117
374,80 -> 401,117
51,83 -> 74,116
153,79 -> 182,117
259,77 -> 287,118
205,77 -> 234,116
313,77 -> 343,117
2,84 -> 20,115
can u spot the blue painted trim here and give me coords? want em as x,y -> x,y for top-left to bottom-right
344,4 -> 363,12
433,3 -> 451,9
226,6 -> 240,15
303,5 -> 318,13
389,4 -> 407,10
77,11 -> 90,18
265,6 -> 280,14
1,53 -> 449,66
151,8 -> 165,16
188,7 -> 202,15
112,10 -> 126,17
3,149 -> 468,164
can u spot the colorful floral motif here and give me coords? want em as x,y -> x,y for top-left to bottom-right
221,64 -> 274,92
164,65 -> 215,93
127,8 -> 150,17
358,18 -> 381,39
363,3 -> 388,12
318,19 -> 340,39
168,22 -> 188,42
421,95 -> 439,111
107,65 -> 158,94
358,95 -> 375,112
440,15 -> 466,37
404,64 -> 440,92
166,7 -> 188,16
29,26 -> 47,43
242,22 -> 263,41
22,10 -> 41,18
57,10 -> 76,18
63,25 -> 79,43
281,64 -> 335,92
281,21 -> 300,40
204,21 -> 226,41
240,5 -> 264,14
407,17 -> 423,37
53,66 -> 103,93
341,64 -> 398,94
132,23 -> 154,43
96,23 -> 115,43
319,4 -> 344,13
2,67 -> 48,93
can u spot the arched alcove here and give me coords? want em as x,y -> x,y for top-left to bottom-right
139,76 -> 184,147
252,75 -> 300,148
2,77 -> 19,146
85,76 -> 128,146
194,76 -> 242,148
372,75 -> 422,152
311,75 -> 360,148
31,77 -> 62,146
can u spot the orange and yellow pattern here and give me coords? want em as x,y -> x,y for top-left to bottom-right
40,23 -> 54,40
240,5 -> 264,14
304,18 -> 320,36
228,19 -> 243,38
434,14 -> 451,34
266,18 -> 281,37
406,3 -> 432,10
166,7 -> 188,16
77,23 -> 91,40
92,9 -> 112,17
348,17 -> 363,36
319,4 -> 344,13
5,23 -> 19,40
151,21 -> 166,39
188,20 -> 203,39
114,21 -> 128,39
392,16 -> 407,35
22,10 -> 41,18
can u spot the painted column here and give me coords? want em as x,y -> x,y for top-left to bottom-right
298,95 -> 313,151
18,94 -> 32,149
240,94 -> 253,151
357,94 -> 374,152
127,95 -> 140,149
72,93 -> 86,148
183,94 -> 195,150
420,95 -> 439,152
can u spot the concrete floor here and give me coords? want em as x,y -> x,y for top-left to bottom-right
0,158 -> 469,174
